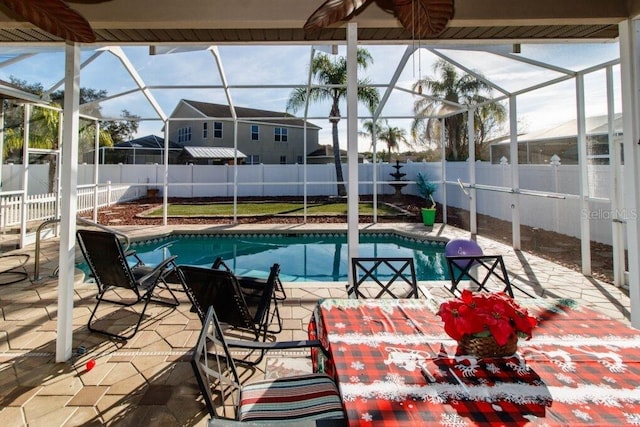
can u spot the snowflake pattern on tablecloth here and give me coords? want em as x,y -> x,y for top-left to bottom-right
506,356 -> 530,375
573,408 -> 593,422
351,360 -> 365,371
485,362 -> 500,374
624,412 -> 640,425
441,412 -> 469,426
556,372 -> 575,384
361,412 -> 373,422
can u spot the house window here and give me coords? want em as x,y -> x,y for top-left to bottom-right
178,126 -> 192,143
275,127 -> 288,142
203,122 -> 208,139
214,121 -> 223,138
246,155 -> 260,165
296,155 -> 303,164
280,155 -> 287,164
251,125 -> 259,141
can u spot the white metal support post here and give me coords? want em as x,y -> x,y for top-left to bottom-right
575,74 -> 592,276
440,118 -> 447,224
57,43 -> 81,362
619,19 -> 640,327
346,22 -> 359,287
467,109 -> 477,235
20,104 -> 30,248
509,96 -> 521,249
92,120 -> 100,223
606,65 -> 625,287
163,122 -> 170,225
0,102 -> 4,192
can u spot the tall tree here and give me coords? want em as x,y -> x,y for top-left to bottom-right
286,48 -> 380,196
359,118 -> 385,162
360,119 -> 408,162
3,76 -> 138,192
378,125 -> 408,162
411,59 -> 506,161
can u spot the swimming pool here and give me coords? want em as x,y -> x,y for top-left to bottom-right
126,232 -> 448,282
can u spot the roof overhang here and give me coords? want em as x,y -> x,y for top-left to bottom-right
0,0 -> 635,45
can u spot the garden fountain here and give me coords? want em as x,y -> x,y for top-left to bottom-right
389,160 -> 408,197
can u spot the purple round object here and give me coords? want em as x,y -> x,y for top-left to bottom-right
445,239 -> 483,258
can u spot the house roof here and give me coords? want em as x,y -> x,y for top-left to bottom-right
182,146 -> 246,159
181,99 -> 321,130
115,134 -> 181,149
308,145 -> 362,158
493,113 -> 624,145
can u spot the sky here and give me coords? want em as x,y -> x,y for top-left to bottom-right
0,41 -> 622,152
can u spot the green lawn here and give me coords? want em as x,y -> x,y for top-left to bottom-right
145,202 -> 401,217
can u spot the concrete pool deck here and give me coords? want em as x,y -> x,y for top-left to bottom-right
0,222 -> 632,426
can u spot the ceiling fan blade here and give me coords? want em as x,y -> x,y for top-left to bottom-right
390,0 -> 455,37
304,0 -> 375,33
0,0 -> 96,43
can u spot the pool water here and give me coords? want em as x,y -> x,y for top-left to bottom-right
124,233 -> 448,282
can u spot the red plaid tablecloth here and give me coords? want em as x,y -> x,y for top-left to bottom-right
308,298 -> 640,426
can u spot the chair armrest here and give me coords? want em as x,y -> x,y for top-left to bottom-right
226,338 -> 330,358
134,255 -> 178,283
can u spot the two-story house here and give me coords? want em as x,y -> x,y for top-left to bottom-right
168,99 -> 321,165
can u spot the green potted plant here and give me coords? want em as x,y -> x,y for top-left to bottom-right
416,172 -> 437,226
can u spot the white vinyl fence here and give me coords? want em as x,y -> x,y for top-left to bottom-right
0,183 -> 135,228
0,161 -> 617,244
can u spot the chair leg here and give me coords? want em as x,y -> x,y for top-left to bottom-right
87,290 -> 150,340
266,296 -> 283,334
150,278 -> 181,307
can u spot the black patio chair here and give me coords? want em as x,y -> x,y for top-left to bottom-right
76,229 -> 181,340
349,257 -> 418,299
445,254 -> 535,298
212,257 -> 285,333
178,264 -> 277,364
191,305 -> 346,425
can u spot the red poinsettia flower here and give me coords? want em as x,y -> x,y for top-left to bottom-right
437,291 -> 537,347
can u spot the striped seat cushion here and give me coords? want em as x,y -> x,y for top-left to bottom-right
239,373 -> 345,422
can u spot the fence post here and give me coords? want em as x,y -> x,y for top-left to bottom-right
107,181 -> 112,207
550,154 -> 561,232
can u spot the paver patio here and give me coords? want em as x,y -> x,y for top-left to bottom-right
0,223 -> 631,426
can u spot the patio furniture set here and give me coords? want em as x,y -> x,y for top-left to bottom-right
76,228 -> 640,426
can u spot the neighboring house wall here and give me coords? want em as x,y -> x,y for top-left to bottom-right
168,100 -> 320,165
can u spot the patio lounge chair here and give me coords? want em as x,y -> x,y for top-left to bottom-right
76,229 -> 181,340
212,256 -> 285,333
179,264 -> 279,364
191,305 -> 346,425
349,257 -> 418,299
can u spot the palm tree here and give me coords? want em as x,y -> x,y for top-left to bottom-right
359,118 -> 385,162
412,59 -> 506,161
3,103 -> 113,192
378,125 -> 408,162
360,119 -> 409,162
287,48 -> 380,196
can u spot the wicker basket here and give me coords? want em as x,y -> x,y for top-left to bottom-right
459,334 -> 518,358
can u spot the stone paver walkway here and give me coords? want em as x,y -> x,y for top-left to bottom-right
0,223 -> 632,426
